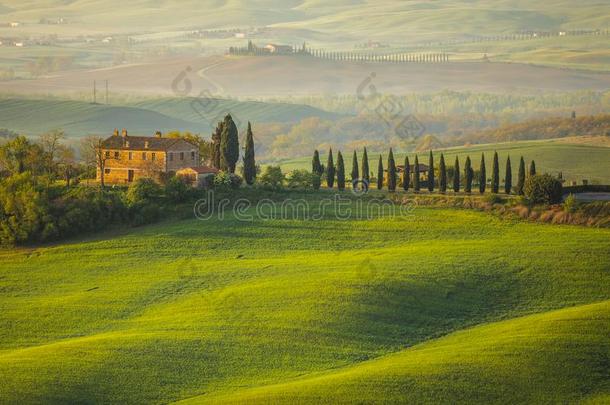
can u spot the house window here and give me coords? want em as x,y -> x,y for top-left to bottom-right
180,152 -> 184,161
114,151 -> 120,159
191,151 -> 195,160
104,168 -> 111,174
105,151 -> 110,158
151,152 -> 156,161
169,152 -> 173,161
128,152 -> 133,160
142,152 -> 147,160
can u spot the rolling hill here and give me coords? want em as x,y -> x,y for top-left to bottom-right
0,203 -> 609,403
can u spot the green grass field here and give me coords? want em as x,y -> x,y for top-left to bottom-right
277,138 -> 610,184
1,200 -> 609,403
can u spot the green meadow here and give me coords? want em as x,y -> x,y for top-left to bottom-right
277,139 -> 610,185
1,200 -> 609,403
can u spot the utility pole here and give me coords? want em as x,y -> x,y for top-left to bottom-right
105,80 -> 109,104
93,80 -> 97,104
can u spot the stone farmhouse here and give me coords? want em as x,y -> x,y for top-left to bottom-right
98,129 -> 200,184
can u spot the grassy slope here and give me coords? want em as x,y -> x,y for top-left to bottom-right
1,204 -> 609,403
277,139 -> 610,184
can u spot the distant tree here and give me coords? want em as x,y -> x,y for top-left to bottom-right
361,147 -> 370,184
242,122 -> 256,185
453,156 -> 460,192
428,150 -> 435,192
479,153 -> 486,194
326,148 -> 335,188
403,156 -> 410,191
336,151 -> 345,190
439,153 -> 447,193
80,136 -> 106,188
517,156 -> 526,195
351,150 -> 359,183
39,129 -> 65,177
464,155 -> 473,193
529,160 -> 536,177
505,155 -> 512,194
524,174 -> 562,204
387,149 -> 397,191
220,114 -> 239,173
414,155 -> 420,191
491,151 -> 499,193
259,166 -> 284,190
377,155 -> 384,190
312,150 -> 323,176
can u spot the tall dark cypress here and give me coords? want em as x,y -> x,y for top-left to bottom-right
517,156 -> 526,195
505,155 -> 512,194
403,156 -> 410,191
387,148 -> 397,191
529,160 -> 536,177
211,121 -> 223,169
361,147 -> 370,184
336,151 -> 345,190
479,153 -> 486,194
439,153 -> 447,193
326,148 -> 335,188
220,114 -> 239,173
351,150 -> 359,183
453,156 -> 460,192
414,155 -> 420,191
377,155 -> 384,189
464,156 -> 473,193
491,151 -> 499,193
312,150 -> 323,176
428,150 -> 435,192
243,122 -> 256,185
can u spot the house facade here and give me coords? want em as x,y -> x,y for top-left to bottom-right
97,129 -> 199,184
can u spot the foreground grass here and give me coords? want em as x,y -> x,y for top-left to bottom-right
0,203 -> 609,403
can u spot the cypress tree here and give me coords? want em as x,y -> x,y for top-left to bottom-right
491,151 -> 499,193
439,153 -> 447,193
243,122 -> 256,185
351,150 -> 359,183
428,150 -> 435,192
312,150 -> 323,176
387,148 -> 397,191
414,155 -> 420,191
336,151 -> 345,190
453,156 -> 460,192
211,121 -> 223,169
361,147 -> 370,184
464,156 -> 473,193
403,156 -> 410,191
529,160 -> 536,177
220,114 -> 239,173
505,155 -> 512,194
517,156 -> 526,195
377,155 -> 384,189
479,153 -> 486,194
326,148 -> 335,188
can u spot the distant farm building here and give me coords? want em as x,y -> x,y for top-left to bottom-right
98,129 -> 199,184
264,43 -> 293,54
177,166 -> 219,188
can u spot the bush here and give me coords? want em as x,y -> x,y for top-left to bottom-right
230,174 -> 243,189
259,166 -> 284,190
213,171 -> 242,191
312,173 -> 321,190
165,176 -> 191,203
130,203 -> 161,227
524,174 -> 563,205
563,193 -> 577,213
484,193 -> 504,205
127,178 -> 161,205
286,169 -> 314,190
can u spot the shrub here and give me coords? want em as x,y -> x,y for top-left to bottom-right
259,166 -> 284,190
286,169 -> 314,189
165,176 -> 190,203
127,178 -> 161,205
484,193 -> 503,205
230,174 -> 243,189
312,173 -> 321,190
524,174 -> 563,205
130,203 -> 161,227
563,193 -> 577,213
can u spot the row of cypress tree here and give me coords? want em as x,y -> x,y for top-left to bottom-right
312,148 -> 537,195
211,114 -> 257,185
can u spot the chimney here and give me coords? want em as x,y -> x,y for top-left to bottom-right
155,131 -> 162,138
121,128 -> 128,137
144,141 -> 149,149
113,128 -> 119,136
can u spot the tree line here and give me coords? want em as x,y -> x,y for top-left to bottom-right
312,147 -> 539,195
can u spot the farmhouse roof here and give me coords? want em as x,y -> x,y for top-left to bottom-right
101,131 -> 197,151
